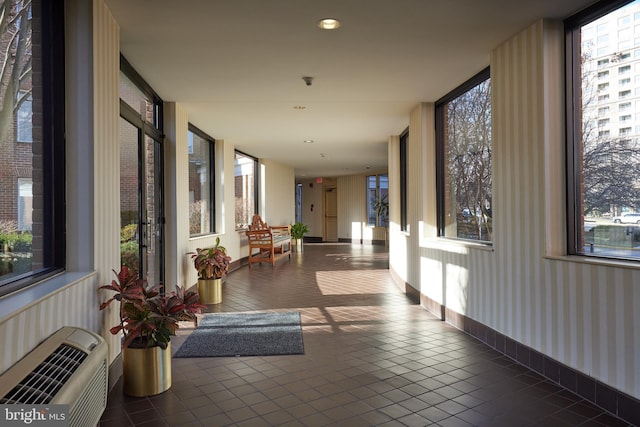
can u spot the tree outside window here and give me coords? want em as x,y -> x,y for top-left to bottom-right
568,0 -> 640,260
0,0 -> 65,293
437,69 -> 492,242
367,174 -> 388,227
1,1 -> 35,280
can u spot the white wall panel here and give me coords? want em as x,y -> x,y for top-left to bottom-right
391,20 -> 640,399
337,175 -> 365,241
0,273 -> 98,374
164,102 -> 190,288
92,0 -> 121,363
261,159 -> 295,227
492,21 -> 640,397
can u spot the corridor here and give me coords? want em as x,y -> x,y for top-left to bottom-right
99,244 -> 629,426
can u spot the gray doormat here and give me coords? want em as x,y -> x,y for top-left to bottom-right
174,311 -> 304,358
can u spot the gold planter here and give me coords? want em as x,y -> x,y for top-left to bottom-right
123,342 -> 171,397
198,278 -> 222,304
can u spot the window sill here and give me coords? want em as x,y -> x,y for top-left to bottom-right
189,233 -> 220,242
544,254 -> 640,271
0,271 -> 95,323
422,237 -> 494,253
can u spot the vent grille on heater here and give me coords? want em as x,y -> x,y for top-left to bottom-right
0,344 -> 88,405
0,327 -> 108,427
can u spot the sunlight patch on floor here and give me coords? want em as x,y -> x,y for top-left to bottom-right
315,270 -> 393,295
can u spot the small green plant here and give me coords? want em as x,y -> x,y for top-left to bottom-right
290,222 -> 309,239
12,232 -> 32,252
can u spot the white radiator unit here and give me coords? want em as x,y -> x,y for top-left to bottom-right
0,326 -> 109,427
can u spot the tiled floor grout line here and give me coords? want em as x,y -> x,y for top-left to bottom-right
101,244 -> 631,427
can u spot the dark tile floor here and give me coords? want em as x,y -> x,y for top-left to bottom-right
100,243 -> 631,426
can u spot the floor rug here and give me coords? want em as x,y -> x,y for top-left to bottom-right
174,311 -> 304,358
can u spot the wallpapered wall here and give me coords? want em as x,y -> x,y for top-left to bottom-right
389,20 -> 640,400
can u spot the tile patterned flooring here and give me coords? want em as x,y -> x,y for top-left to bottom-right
100,243 -> 631,426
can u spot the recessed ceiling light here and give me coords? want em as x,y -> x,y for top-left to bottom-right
293,105 -> 306,110
304,140 -> 314,144
317,18 -> 341,30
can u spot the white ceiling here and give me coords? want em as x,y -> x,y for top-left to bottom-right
105,0 -> 595,178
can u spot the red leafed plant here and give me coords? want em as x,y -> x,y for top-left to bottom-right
190,237 -> 232,280
99,266 -> 206,349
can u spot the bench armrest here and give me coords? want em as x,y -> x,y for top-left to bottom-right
270,225 -> 291,237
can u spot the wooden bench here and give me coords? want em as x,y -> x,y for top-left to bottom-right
245,215 -> 291,268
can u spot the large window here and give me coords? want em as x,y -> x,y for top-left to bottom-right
567,0 -> 640,261
0,0 -> 65,295
367,174 -> 389,227
188,125 -> 214,236
234,151 -> 258,229
399,130 -> 408,232
436,68 -> 492,242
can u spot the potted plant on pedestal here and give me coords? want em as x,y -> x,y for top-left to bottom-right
290,222 -> 309,252
99,266 -> 205,397
190,237 -> 232,304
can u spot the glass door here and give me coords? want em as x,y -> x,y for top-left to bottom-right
119,117 -> 164,287
143,135 -> 163,287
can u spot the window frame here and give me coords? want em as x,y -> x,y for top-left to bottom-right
399,129 -> 409,232
566,0 -> 640,261
0,0 -> 66,297
366,173 -> 389,228
187,123 -> 215,237
435,67 -> 492,243
234,150 -> 258,230
120,55 -> 163,131
118,56 -> 165,287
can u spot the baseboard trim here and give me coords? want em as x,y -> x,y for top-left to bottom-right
389,267 -> 640,426
107,352 -> 122,393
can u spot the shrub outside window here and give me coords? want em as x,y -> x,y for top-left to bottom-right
188,125 -> 214,236
234,151 -> 257,229
567,0 -> 640,261
436,68 -> 492,242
